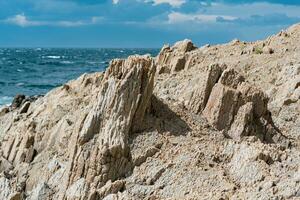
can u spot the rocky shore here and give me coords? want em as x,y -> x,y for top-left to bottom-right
0,24 -> 299,200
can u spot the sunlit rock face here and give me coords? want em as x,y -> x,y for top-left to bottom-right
1,24 -> 300,200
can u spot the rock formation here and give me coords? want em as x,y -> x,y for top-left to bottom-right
1,24 -> 300,199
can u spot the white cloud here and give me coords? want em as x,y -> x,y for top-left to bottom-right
4,14 -> 104,27
112,0 -> 119,4
147,0 -> 186,8
167,12 -> 237,24
5,14 -> 43,27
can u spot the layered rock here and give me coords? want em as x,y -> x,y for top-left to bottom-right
67,55 -> 156,199
156,39 -> 197,74
189,65 -> 287,144
0,24 -> 300,200
0,55 -> 156,199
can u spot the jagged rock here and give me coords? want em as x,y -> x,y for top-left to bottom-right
0,24 -> 300,200
227,102 -> 254,140
156,39 -> 197,74
219,68 -> 245,89
88,180 -> 125,200
188,66 -> 286,143
173,39 -> 197,53
0,107 -> 9,117
9,192 -> 22,200
11,94 -> 26,109
188,63 -> 224,114
19,102 -> 30,114
65,55 -> 156,198
170,56 -> 186,73
27,182 -> 53,200
0,176 -> 13,199
227,143 -> 268,186
0,156 -> 13,173
203,82 -> 240,130
0,55 -> 156,200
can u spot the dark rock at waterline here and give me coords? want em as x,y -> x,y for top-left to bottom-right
11,94 -> 26,109
19,101 -> 31,114
10,94 -> 44,112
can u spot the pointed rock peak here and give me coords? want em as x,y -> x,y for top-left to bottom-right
173,39 -> 197,53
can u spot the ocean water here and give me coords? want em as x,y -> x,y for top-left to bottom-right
0,48 -> 159,106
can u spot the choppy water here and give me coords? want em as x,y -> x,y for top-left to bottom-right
0,48 -> 159,106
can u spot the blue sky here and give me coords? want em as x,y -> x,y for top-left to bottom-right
0,0 -> 299,47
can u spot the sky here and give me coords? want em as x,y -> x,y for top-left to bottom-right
0,0 -> 300,48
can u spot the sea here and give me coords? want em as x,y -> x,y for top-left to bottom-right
0,48 -> 159,106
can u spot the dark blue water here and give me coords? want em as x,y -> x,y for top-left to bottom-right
0,48 -> 159,106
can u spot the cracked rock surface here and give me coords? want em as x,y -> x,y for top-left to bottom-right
1,24 -> 300,199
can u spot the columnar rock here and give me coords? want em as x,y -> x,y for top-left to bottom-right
188,63 -> 224,114
156,39 -> 197,74
189,66 -> 286,144
0,24 -> 300,199
64,55 -> 156,199
0,55 -> 156,200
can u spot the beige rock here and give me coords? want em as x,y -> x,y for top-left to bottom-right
227,102 -> 254,141
66,55 -> 156,198
170,56 -> 186,73
89,180 -> 125,200
0,24 -> 299,200
156,39 -> 197,74
0,107 -> 9,117
188,63 -> 224,114
0,177 -> 13,200
202,83 -> 240,130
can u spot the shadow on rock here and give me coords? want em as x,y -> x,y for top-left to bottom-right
142,95 -> 191,136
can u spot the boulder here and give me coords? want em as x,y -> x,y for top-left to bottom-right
156,39 -> 197,74
173,39 -> 197,53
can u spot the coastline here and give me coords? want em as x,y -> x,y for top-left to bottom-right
0,24 -> 299,199
0,48 -> 159,107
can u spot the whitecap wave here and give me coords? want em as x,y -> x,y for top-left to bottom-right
0,96 -> 12,106
60,61 -> 74,64
45,56 -> 61,59
16,83 -> 25,86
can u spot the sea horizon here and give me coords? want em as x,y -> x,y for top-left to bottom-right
0,48 -> 159,106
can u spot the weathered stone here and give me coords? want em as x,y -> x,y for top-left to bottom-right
0,107 -> 10,117
27,182 -> 53,200
156,39 -> 197,74
0,24 -> 299,200
202,83 -> 240,130
66,55 -> 156,198
0,177 -> 13,200
8,192 -> 22,200
0,156 -> 13,173
173,39 -> 197,53
89,180 -> 125,200
219,68 -> 245,89
170,56 -> 186,73
188,64 -> 223,114
11,94 -> 26,109
195,67 -> 286,143
227,102 -> 254,140
19,102 -> 30,114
